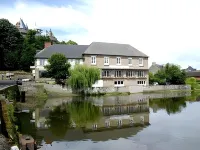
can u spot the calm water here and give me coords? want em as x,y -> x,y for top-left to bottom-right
16,92 -> 200,150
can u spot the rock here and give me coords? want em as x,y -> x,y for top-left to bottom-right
0,134 -> 10,150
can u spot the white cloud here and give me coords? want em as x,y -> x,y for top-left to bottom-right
1,0 -> 200,68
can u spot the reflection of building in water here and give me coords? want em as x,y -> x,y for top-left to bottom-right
34,98 -> 150,130
31,98 -> 150,143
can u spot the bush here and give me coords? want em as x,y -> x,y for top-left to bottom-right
185,77 -> 198,90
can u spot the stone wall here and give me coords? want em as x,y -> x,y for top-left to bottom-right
42,83 -> 191,94
143,85 -> 191,92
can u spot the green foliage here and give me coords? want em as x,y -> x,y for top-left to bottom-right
2,101 -> 19,145
7,90 -> 16,101
35,35 -> 51,49
45,53 -> 71,84
46,106 -> 70,138
19,30 -> 40,71
149,97 -> 187,115
34,86 -> 48,107
185,77 -> 198,90
149,72 -> 155,84
65,40 -> 78,45
45,100 -> 102,136
68,65 -> 101,92
59,40 -> 78,45
152,63 -> 186,85
0,19 -> 23,70
66,100 -> 102,127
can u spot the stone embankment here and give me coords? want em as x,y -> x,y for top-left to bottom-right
0,134 -> 10,150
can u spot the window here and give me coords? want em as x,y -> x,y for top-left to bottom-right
115,70 -> 122,77
75,59 -> 80,64
126,71 -> 135,77
116,57 -> 121,65
137,71 -> 145,77
139,58 -> 143,66
91,56 -> 96,65
104,57 -> 109,65
105,121 -> 110,128
40,59 -> 45,66
102,70 -> 110,77
114,80 -> 124,86
117,120 -> 122,127
128,58 -> 132,65
137,80 -> 146,85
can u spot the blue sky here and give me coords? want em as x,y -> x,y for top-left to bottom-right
1,0 -> 200,68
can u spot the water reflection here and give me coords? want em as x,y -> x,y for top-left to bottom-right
16,91 -> 200,150
46,106 -> 70,138
150,97 -> 187,115
28,96 -> 150,145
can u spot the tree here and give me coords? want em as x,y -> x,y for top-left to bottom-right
66,40 -> 78,45
153,63 -> 186,85
149,72 -> 155,85
68,65 -> 100,92
185,77 -> 197,90
20,30 -> 37,71
35,35 -> 51,50
20,30 -> 51,71
0,19 -> 23,70
45,53 -> 71,84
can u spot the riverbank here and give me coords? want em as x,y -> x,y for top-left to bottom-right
0,134 -> 10,150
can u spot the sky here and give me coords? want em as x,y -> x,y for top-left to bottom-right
0,0 -> 200,68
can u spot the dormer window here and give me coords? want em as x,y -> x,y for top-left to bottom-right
116,57 -> 121,65
139,58 -> 143,66
91,56 -> 96,65
128,58 -> 132,65
104,57 -> 109,65
40,59 -> 45,66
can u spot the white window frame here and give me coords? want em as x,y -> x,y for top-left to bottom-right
137,80 -> 146,85
115,70 -> 122,77
91,56 -> 96,65
128,58 -> 132,65
139,58 -> 143,66
104,57 -> 109,65
116,57 -> 121,65
40,59 -> 45,66
102,70 -> 110,77
126,70 -> 135,77
137,71 -> 145,77
114,80 -> 124,87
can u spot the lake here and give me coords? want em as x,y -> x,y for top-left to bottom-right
16,91 -> 200,150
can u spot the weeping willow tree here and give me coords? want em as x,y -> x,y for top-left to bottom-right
67,65 -> 101,92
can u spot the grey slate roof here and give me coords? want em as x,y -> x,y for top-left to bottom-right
35,44 -> 89,59
83,42 -> 148,57
19,18 -> 27,29
186,71 -> 200,77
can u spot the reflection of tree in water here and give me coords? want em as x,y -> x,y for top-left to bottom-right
67,100 -> 102,127
46,100 -> 102,137
46,106 -> 70,138
150,97 -> 187,115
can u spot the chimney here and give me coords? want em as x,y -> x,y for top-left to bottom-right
44,42 -> 52,48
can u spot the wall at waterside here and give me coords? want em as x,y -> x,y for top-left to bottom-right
42,84 -> 191,94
